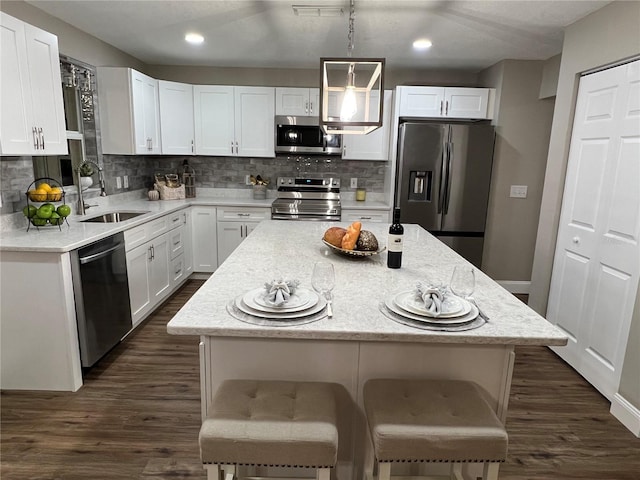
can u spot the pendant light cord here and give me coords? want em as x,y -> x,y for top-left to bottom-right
347,0 -> 355,58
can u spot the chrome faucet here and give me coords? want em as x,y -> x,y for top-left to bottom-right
76,160 -> 107,215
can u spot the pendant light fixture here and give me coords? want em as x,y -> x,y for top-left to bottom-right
320,0 -> 385,135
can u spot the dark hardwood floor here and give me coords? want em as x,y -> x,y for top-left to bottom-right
2,279 -> 639,479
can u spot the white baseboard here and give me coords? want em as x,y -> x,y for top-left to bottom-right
496,280 -> 531,295
610,393 -> 640,437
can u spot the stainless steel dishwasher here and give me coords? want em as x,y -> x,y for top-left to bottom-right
70,232 -> 132,368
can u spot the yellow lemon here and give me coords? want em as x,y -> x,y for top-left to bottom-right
29,188 -> 48,202
38,183 -> 52,193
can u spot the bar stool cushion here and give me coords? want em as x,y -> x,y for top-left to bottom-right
200,380 -> 338,467
363,379 -> 508,463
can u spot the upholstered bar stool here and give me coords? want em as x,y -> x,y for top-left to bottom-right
363,379 -> 508,480
199,380 -> 339,480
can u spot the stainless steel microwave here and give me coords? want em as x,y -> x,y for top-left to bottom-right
275,116 -> 342,155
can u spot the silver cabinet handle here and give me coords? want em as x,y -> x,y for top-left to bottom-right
360,216 -> 372,220
310,101 -> 314,114
231,141 -> 234,154
191,139 -> 194,153
235,141 -> 238,154
445,101 -> 449,115
39,128 -> 44,150
305,101 -> 309,114
32,127 -> 38,149
440,100 -> 444,116
148,246 -> 153,261
237,213 -> 251,217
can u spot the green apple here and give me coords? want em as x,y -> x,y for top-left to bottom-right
31,217 -> 47,227
56,204 -> 71,217
49,212 -> 63,225
36,204 -> 54,219
23,205 -> 37,218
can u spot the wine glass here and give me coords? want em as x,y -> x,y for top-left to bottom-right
450,266 -> 475,299
312,262 -> 335,317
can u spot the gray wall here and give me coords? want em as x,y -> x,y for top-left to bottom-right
528,1 -> 640,410
479,60 -> 555,283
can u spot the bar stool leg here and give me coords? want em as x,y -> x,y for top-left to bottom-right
483,463 -> 500,480
451,463 -> 464,480
316,467 -> 331,480
204,464 -> 221,480
377,462 -> 391,480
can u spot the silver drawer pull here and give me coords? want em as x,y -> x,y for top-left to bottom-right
237,213 -> 251,217
360,216 -> 372,220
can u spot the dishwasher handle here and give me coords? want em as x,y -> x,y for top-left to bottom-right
79,242 -> 125,264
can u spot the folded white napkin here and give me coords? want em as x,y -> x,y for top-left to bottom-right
264,279 -> 300,306
416,282 -> 446,315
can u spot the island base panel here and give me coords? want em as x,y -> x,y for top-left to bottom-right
200,336 -> 515,480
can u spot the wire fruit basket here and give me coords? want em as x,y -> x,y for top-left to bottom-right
24,177 -> 71,231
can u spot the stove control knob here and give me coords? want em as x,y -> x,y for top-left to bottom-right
288,179 -> 293,184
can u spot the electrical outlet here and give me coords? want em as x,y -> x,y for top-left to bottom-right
245,174 -> 252,185
350,177 -> 358,188
123,175 -> 129,189
116,177 -> 122,189
510,185 -> 528,198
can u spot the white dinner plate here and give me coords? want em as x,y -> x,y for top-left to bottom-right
246,287 -> 317,312
384,295 -> 478,325
393,290 -> 471,318
235,294 -> 326,319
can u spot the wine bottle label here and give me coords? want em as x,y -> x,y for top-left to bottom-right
388,234 -> 403,252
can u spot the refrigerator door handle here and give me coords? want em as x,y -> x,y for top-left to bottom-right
443,141 -> 453,214
437,138 -> 448,214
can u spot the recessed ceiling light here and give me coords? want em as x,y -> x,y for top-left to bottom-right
413,39 -> 433,50
185,33 -> 204,45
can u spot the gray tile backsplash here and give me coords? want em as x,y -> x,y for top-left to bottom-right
1,154 -> 386,214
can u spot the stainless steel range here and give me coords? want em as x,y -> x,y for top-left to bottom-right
271,176 -> 341,221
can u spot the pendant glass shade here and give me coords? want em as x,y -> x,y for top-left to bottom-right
320,58 -> 385,135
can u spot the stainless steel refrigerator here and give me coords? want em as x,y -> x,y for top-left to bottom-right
394,121 -> 495,268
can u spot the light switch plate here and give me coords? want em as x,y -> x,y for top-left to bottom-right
123,175 -> 129,189
510,185 -> 528,198
350,177 -> 358,188
116,177 -> 122,189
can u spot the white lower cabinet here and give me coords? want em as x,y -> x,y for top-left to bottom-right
191,206 -> 218,273
342,209 -> 390,223
127,231 -> 171,327
217,207 -> 269,265
124,208 -> 190,327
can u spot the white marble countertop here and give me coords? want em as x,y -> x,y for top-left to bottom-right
167,220 -> 568,346
0,189 -> 391,252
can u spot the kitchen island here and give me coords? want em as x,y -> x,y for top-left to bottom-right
167,220 -> 566,479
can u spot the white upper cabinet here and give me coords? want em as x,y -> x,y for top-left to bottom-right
158,80 -> 194,155
97,67 -> 162,154
342,90 -> 392,161
0,12 -> 67,155
194,85 -> 274,157
276,87 -> 320,116
397,86 -> 492,119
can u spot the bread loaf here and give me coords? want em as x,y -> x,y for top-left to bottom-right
323,227 -> 347,248
356,230 -> 379,251
341,221 -> 362,250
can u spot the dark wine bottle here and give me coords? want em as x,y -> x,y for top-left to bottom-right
387,208 -> 404,269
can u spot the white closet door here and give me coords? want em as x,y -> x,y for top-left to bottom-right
547,60 -> 640,400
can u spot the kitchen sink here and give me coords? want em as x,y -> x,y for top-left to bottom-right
80,211 -> 149,223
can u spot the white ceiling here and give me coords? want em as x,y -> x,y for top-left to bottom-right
26,0 -> 611,71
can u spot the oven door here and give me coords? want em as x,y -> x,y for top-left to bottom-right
271,198 -> 341,221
